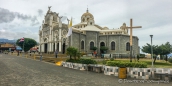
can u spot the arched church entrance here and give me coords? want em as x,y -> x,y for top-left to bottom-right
62,42 -> 65,54
53,43 -> 55,52
44,43 -> 47,53
57,43 -> 59,51
100,42 -> 105,53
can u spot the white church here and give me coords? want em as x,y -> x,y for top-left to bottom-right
38,6 -> 140,57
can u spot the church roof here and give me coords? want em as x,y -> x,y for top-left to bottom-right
99,29 -> 123,32
73,22 -> 87,26
81,25 -> 101,31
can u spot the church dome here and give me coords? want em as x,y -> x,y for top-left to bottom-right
81,8 -> 94,23
102,27 -> 109,30
81,12 -> 94,18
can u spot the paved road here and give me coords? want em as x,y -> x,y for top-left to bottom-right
0,54 -> 171,86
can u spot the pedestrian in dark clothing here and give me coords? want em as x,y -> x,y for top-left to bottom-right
17,51 -> 19,56
55,50 -> 58,58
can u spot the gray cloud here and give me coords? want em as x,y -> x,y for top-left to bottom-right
30,16 -> 39,26
37,9 -> 43,16
0,8 -> 15,23
0,7 -> 39,26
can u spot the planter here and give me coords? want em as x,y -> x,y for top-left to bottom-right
154,68 -> 172,81
127,68 -> 152,79
104,66 -> 117,76
118,67 -> 127,79
73,63 -> 87,70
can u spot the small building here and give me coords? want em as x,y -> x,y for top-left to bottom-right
0,43 -> 16,51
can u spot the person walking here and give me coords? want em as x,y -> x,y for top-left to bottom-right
55,49 -> 58,58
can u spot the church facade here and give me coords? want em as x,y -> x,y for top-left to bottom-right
39,7 -> 140,56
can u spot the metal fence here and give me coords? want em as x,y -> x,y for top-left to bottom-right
112,54 -> 132,58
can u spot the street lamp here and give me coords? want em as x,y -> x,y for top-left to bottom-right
150,35 -> 153,67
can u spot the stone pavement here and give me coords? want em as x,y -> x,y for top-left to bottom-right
0,53 -> 171,86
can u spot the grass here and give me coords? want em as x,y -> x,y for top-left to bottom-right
10,53 -> 172,68
101,58 -> 172,68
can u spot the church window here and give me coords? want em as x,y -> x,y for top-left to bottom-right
82,18 -> 85,22
90,22 -> 92,25
90,41 -> 94,50
87,18 -> 89,21
81,41 -> 84,49
111,42 -> 115,50
126,42 -> 130,51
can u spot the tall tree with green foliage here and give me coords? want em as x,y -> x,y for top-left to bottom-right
142,43 -> 160,63
16,38 -> 37,52
159,42 -> 172,62
142,42 -> 172,63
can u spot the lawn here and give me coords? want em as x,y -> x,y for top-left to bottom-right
103,58 -> 172,68
10,53 -> 172,68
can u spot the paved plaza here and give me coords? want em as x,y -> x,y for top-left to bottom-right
0,54 -> 171,86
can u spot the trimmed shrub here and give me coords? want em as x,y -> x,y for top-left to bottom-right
66,59 -> 80,63
102,60 -> 108,65
66,58 -> 97,64
79,59 -> 97,64
106,61 -> 147,68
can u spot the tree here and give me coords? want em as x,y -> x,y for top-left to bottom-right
100,46 -> 108,53
142,43 -> 160,63
159,42 -> 172,62
142,42 -> 172,63
16,38 -> 37,52
91,47 -> 97,51
66,47 -> 81,60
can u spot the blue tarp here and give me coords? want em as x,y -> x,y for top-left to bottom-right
167,53 -> 172,58
16,46 -> 22,51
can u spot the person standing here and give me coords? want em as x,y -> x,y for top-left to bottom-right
55,49 -> 58,58
17,50 -> 19,56
94,51 -> 97,58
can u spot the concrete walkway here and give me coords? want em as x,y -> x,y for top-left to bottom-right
0,54 -> 171,86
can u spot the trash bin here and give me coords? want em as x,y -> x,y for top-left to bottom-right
118,67 -> 127,79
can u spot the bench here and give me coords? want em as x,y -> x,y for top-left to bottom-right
154,73 -> 172,81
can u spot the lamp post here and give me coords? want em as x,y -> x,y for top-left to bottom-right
150,35 -> 153,67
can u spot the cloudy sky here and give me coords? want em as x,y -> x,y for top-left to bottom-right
0,0 -> 172,48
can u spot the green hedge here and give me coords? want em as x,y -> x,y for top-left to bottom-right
106,61 -> 147,68
66,59 -> 97,64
